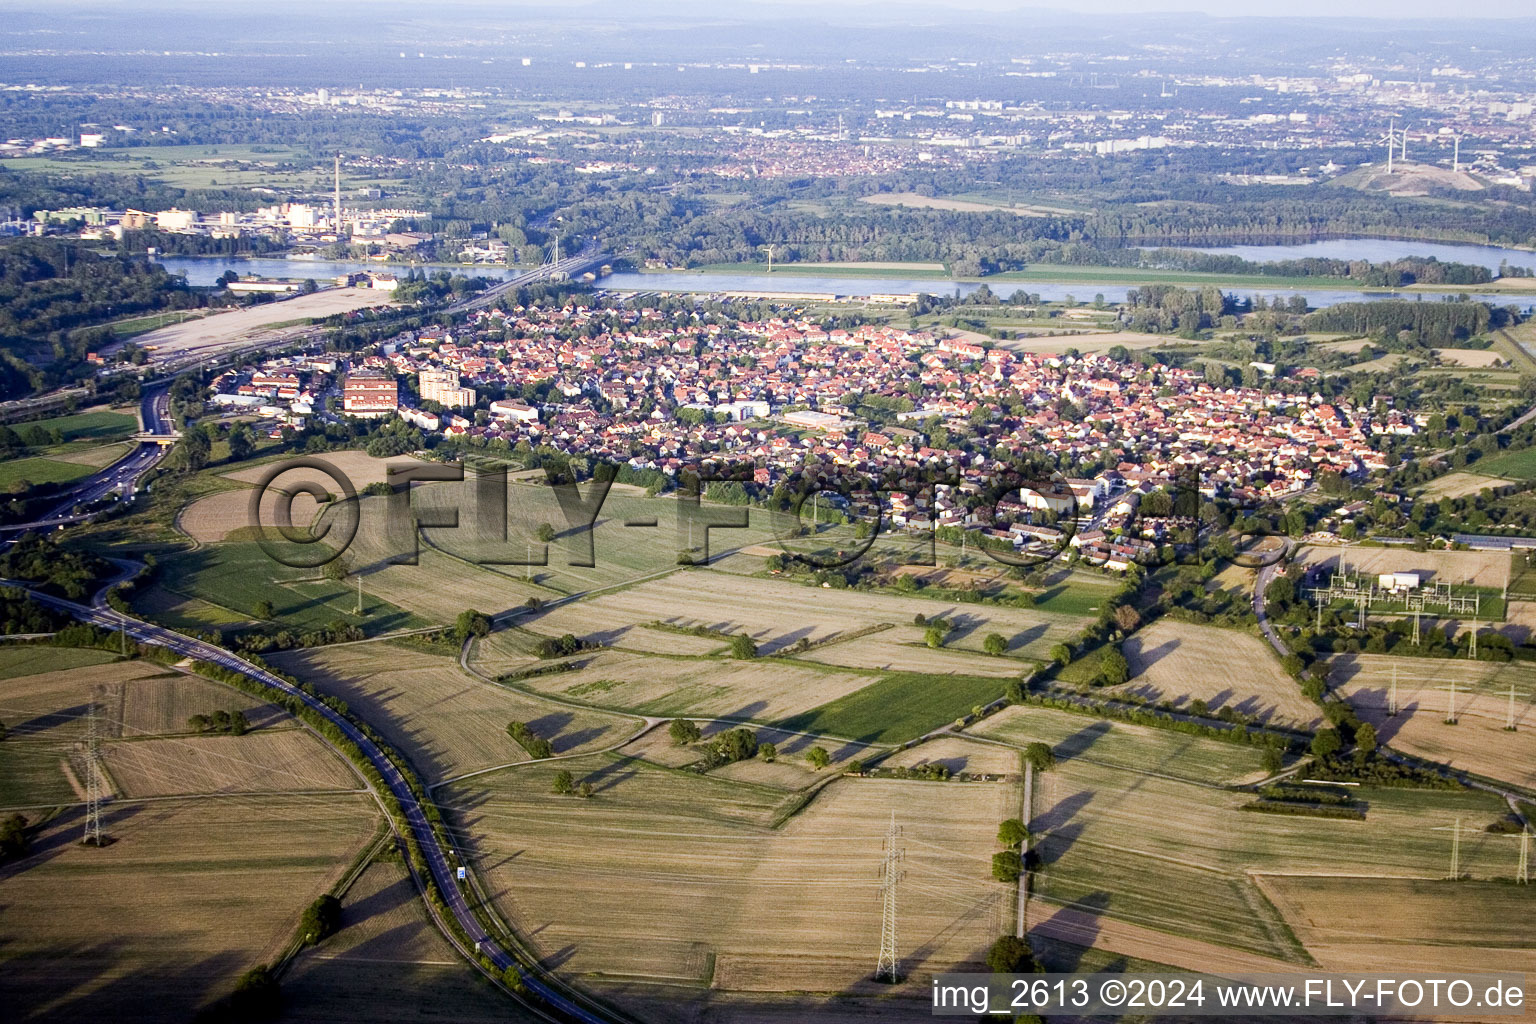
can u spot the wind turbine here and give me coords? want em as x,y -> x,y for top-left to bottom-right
1378,119 -> 1404,174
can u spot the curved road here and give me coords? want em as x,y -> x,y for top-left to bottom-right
12,583 -> 617,1024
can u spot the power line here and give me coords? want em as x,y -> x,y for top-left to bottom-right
875,810 -> 904,984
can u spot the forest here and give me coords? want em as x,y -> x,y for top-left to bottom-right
0,238 -> 221,398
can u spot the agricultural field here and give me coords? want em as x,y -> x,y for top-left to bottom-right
878,735 -> 1018,777
1433,348 -> 1506,367
1329,653 -> 1536,790
279,859 -> 535,1024
140,540 -> 429,636
1474,444 -> 1536,480
102,730 -> 361,798
0,646 -> 119,680
1416,471 -> 1503,499
0,794 -> 380,1023
507,647 -> 885,723
860,192 -> 1047,217
0,656 -> 339,805
1254,876 -> 1536,975
775,672 -> 1010,744
967,703 -> 1276,786
268,644 -> 636,783
505,568 -> 1088,662
1112,620 -> 1322,729
442,761 -> 1010,1004
1026,751 -> 1514,962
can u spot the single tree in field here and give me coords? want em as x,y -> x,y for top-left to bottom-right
253,599 -> 275,620
1023,742 -> 1056,773
669,719 -> 701,746
229,710 -> 250,736
0,813 -> 29,862
758,741 -> 777,762
997,818 -> 1030,850
990,850 -> 1022,883
729,633 -> 758,659
1310,727 -> 1342,760
454,609 -> 491,643
186,713 -> 211,733
1261,742 -> 1285,774
806,746 -> 830,770
1049,643 -> 1072,667
1099,645 -> 1130,685
1113,604 -> 1141,633
1354,721 -> 1378,756
578,781 -> 594,798
986,933 -> 1038,973
552,770 -> 575,795
924,625 -> 946,649
211,709 -> 232,733
322,554 -> 352,582
299,894 -> 342,945
536,522 -> 556,543
983,632 -> 1008,656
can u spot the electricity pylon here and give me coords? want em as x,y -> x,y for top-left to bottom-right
80,693 -> 105,846
875,811 -> 904,983
1438,679 -> 1459,724
1388,664 -> 1399,717
1506,683 -> 1527,732
1432,818 -> 1464,880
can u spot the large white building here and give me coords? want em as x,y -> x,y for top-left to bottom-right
419,368 -> 476,408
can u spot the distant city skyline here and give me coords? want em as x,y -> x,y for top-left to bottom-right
44,0 -> 1536,18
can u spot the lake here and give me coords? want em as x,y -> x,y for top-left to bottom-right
153,255 -> 1534,310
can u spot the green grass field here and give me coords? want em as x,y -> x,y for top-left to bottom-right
0,646 -> 119,680
0,457 -> 98,490
774,671 -> 1008,743
33,409 -> 139,443
145,541 -> 429,636
1470,445 -> 1536,480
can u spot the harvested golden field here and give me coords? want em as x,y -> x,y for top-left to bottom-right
0,660 -> 274,807
967,704 -> 1274,786
268,644 -> 636,782
1255,875 -> 1536,975
513,648 -> 882,721
1331,654 -> 1536,789
445,763 -> 1011,994
1027,753 -> 1512,962
1434,347 -> 1507,367
0,794 -> 379,1023
115,671 -> 285,736
1294,544 -> 1509,590
997,330 -> 1192,355
798,628 -> 1043,676
281,859 -> 535,1023
512,569 -> 1085,662
1113,620 -> 1321,729
859,192 -> 1042,217
1416,471 -> 1503,499
176,487 -> 258,544
880,736 -> 1018,777
103,729 -> 361,798
221,449 -> 426,490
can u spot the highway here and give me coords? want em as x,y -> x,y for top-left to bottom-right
1,384 -> 176,534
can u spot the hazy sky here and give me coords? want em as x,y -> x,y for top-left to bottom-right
762,0 -> 1536,16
